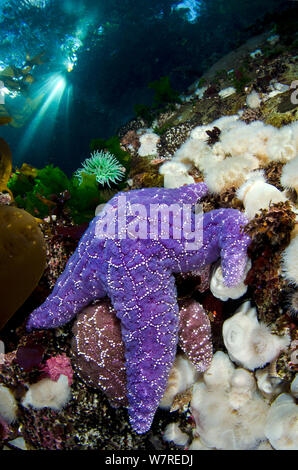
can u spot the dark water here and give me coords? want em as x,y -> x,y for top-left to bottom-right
0,0 -> 292,175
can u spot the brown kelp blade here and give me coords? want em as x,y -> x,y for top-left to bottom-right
25,52 -> 46,67
0,206 -> 47,330
0,66 -> 15,78
0,138 -> 13,197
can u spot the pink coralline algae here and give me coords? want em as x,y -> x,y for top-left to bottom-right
0,192 -> 12,206
27,183 -> 251,434
71,298 -> 212,407
41,354 -> 73,386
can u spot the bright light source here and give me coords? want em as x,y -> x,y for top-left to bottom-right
16,73 -> 69,160
66,60 -> 74,73
55,77 -> 67,90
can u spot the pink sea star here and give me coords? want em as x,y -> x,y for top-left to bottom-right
71,298 -> 212,408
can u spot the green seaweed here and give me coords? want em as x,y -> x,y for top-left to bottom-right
67,175 -> 103,224
8,163 -> 105,223
232,67 -> 250,93
34,165 -> 69,200
197,77 -> 207,88
134,103 -> 154,123
8,164 -> 69,218
149,76 -> 181,108
153,122 -> 172,136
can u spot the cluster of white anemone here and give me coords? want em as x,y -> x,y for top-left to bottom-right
159,117 -> 298,195
137,129 -> 160,157
160,354 -> 200,410
0,375 -> 71,420
161,299 -> 296,451
162,351 -> 298,450
159,114 -> 298,287
190,351 -> 270,450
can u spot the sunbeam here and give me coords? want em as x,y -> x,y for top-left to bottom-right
16,73 -> 70,162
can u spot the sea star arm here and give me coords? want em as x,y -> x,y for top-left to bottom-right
176,182 -> 209,204
27,220 -> 107,330
107,240 -> 179,434
131,182 -> 208,206
218,210 -> 251,287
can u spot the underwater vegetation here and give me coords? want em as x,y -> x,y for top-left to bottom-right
231,67 -> 251,93
134,75 -> 181,125
0,205 -> 46,330
7,137 -> 130,224
0,136 -> 46,331
149,76 -> 181,110
0,52 -> 46,97
8,164 -> 70,219
0,0 -> 298,452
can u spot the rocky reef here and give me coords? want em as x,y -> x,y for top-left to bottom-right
0,26 -> 297,451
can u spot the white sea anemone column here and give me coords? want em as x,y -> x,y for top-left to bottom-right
264,394 -> 298,450
222,301 -> 290,370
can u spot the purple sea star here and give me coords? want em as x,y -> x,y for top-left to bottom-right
27,183 -> 251,433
